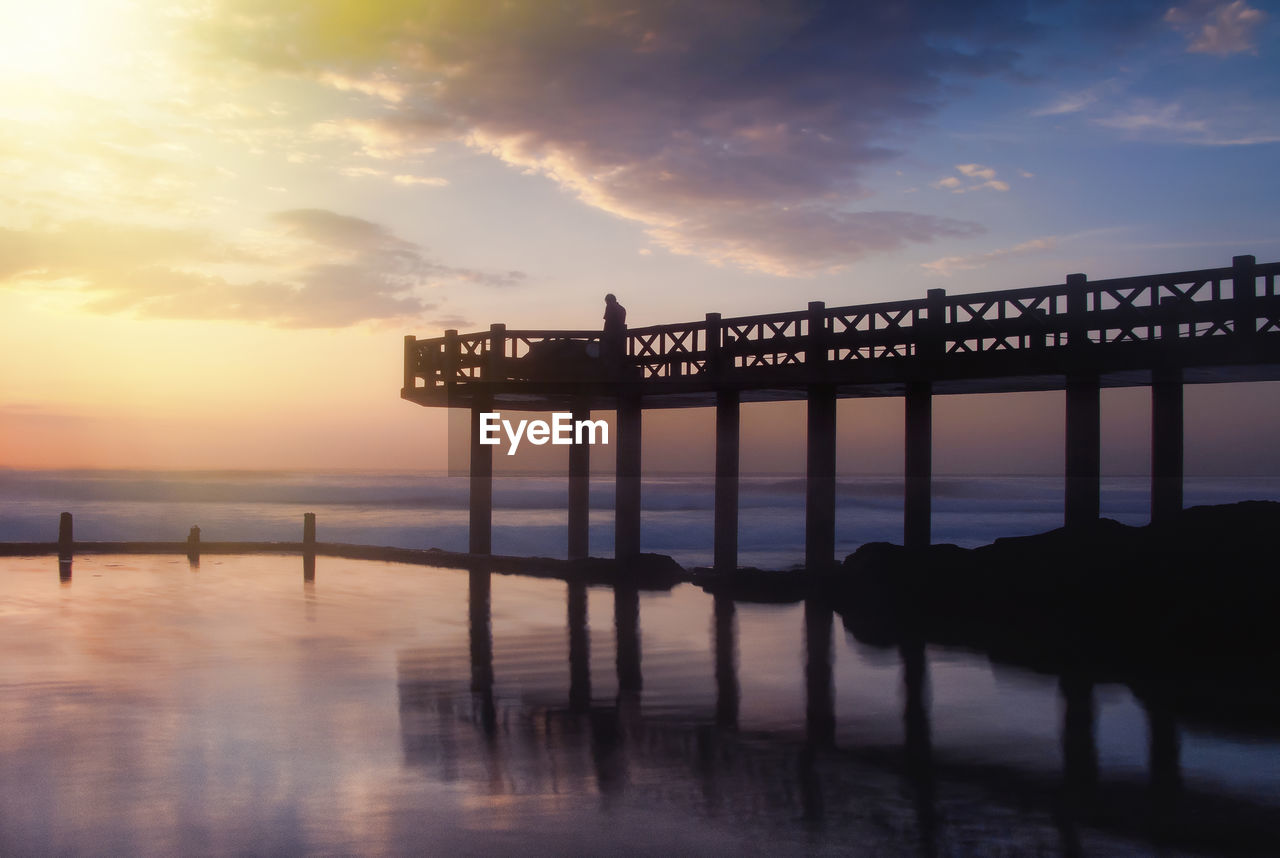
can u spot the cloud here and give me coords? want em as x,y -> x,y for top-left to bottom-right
1165,1 -> 1268,55
933,164 -> 1011,194
1091,97 -> 1280,145
196,1 -> 1054,275
0,210 -> 524,328
921,237 -> 1056,276
392,174 -> 448,187
1032,89 -> 1100,116
647,207 -> 982,276
1094,102 -> 1208,134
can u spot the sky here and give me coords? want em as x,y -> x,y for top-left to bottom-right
1,0 -> 1278,474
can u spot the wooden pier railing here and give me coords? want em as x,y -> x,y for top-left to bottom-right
404,255 -> 1280,406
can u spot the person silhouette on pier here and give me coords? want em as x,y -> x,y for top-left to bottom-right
602,293 -> 627,369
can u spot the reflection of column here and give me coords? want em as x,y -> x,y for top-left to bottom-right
804,597 -> 834,747
714,594 -> 739,730
1061,673 -> 1098,793
568,402 -> 591,560
901,638 -> 937,855
568,580 -> 591,712
469,567 -> 496,736
1146,698 -> 1181,810
58,559 -> 71,582
614,580 -> 642,693
797,745 -> 825,827
303,554 -> 315,582
1058,671 -> 1096,858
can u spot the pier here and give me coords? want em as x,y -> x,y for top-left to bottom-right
402,255 -> 1280,569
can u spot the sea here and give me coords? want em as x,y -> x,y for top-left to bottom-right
3,469 -> 1280,854
5,467 -> 1280,567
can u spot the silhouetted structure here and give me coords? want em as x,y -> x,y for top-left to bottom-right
404,256 -> 1280,568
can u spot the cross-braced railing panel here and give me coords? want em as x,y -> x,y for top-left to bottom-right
630,322 -> 708,379
720,311 -> 809,368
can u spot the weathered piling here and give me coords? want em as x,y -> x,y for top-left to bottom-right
58,512 -> 73,561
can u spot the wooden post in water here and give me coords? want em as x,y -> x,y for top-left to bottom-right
186,525 -> 201,561
1152,297 -> 1184,524
568,401 -> 591,560
615,391 -> 642,561
302,513 -> 316,580
58,512 -> 73,561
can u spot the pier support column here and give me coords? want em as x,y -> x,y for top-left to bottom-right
568,402 -> 591,560
615,392 -> 642,561
714,389 -> 740,571
904,381 -> 932,549
806,384 -> 837,571
1065,372 -> 1101,529
1152,367 -> 1183,524
469,397 -> 493,555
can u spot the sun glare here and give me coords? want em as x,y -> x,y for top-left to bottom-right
0,0 -> 136,89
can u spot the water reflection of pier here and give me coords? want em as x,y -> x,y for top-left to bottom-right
395,568 -> 1280,853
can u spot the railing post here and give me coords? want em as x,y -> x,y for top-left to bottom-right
444,329 -> 460,395
488,324 -> 506,381
403,335 -> 417,392
1067,273 -> 1089,351
705,313 -> 722,376
807,301 -> 828,372
1234,254 -> 1257,339
924,288 -> 946,361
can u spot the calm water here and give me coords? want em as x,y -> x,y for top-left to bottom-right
2,554 -> 1278,855
5,469 -> 1280,567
